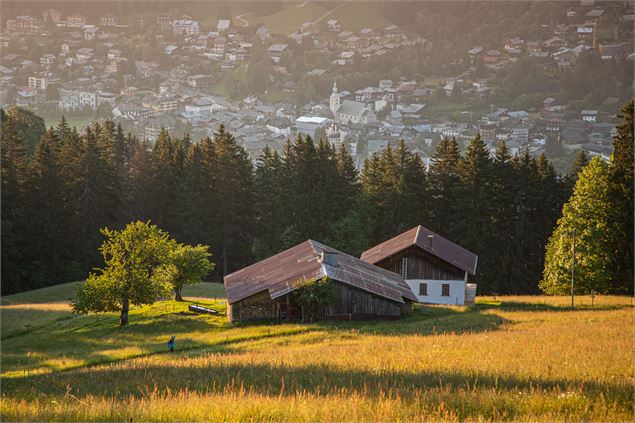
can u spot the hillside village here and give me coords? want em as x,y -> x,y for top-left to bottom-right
0,1 -> 633,168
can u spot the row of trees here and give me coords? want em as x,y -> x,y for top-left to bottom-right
2,102 -> 632,296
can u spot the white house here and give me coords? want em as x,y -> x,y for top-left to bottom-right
185,97 -> 222,114
581,110 -> 598,122
295,116 -> 329,138
361,225 -> 478,306
171,19 -> 199,36
28,76 -> 48,90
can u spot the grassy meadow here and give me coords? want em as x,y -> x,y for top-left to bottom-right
1,282 -> 633,422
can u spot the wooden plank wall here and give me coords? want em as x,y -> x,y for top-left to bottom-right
326,282 -> 402,316
377,246 -> 464,280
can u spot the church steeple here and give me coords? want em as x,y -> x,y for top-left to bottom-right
330,81 -> 340,116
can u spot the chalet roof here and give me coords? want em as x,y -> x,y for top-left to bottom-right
361,225 -> 478,274
224,240 -> 417,305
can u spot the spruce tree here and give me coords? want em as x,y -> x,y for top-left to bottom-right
24,128 -> 71,285
126,134 -> 153,222
253,146 -> 286,259
607,100 -> 634,294
74,125 -> 116,269
0,109 -> 29,293
209,125 -> 255,275
489,142 -> 516,293
429,137 -> 462,241
456,134 -> 493,289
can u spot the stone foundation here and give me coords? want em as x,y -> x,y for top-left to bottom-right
228,290 -> 277,323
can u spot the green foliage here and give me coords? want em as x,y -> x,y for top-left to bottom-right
2,106 -> 46,154
606,100 -> 634,294
159,243 -> 214,300
72,221 -> 175,325
294,277 -> 336,322
540,159 -> 613,295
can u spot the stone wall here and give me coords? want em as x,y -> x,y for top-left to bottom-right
228,290 -> 277,323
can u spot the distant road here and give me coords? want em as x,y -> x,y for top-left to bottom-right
235,13 -> 251,27
235,1 -> 348,31
311,0 -> 350,26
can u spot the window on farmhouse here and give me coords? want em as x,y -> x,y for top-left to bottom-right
400,257 -> 408,279
419,283 -> 427,296
442,283 -> 450,297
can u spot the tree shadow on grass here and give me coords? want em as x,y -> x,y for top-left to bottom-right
474,301 -> 632,313
316,306 -> 510,336
5,360 -> 630,407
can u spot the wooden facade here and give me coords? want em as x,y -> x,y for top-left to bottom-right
375,246 -> 465,280
228,281 -> 410,323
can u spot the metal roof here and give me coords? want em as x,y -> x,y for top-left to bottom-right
360,225 -> 478,275
224,240 -> 417,305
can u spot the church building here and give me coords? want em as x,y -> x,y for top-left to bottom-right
330,82 -> 377,125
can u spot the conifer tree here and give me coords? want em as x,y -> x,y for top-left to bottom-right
489,142 -> 516,292
178,142 -> 210,245
74,125 -> 116,268
24,128 -> 68,285
209,125 -> 255,274
126,134 -> 153,222
0,109 -> 29,293
253,146 -> 286,259
429,137 -> 462,240
607,100 -> 634,294
456,134 -> 493,287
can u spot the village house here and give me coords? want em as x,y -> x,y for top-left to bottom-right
42,9 -> 63,24
100,13 -> 119,26
295,115 -> 329,137
6,15 -> 43,34
66,13 -> 87,27
187,74 -> 213,89
581,109 -> 598,122
145,114 -> 176,141
268,43 -> 289,64
40,54 -> 56,66
361,225 -> 478,306
171,19 -> 199,36
28,76 -> 47,91
224,240 -> 418,323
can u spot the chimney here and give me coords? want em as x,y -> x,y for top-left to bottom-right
321,251 -> 338,267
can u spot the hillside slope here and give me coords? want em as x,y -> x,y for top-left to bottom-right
1,286 -> 633,422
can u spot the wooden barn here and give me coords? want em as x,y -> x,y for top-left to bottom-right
361,225 -> 478,306
224,240 -> 417,323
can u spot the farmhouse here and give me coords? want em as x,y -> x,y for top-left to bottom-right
361,226 -> 478,306
224,240 -> 417,323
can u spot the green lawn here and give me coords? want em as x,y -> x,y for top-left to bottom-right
1,282 -> 632,422
330,2 -> 391,32
43,115 -> 94,132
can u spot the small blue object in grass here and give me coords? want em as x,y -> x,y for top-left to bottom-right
168,336 -> 175,352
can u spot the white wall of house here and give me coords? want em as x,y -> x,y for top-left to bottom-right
405,279 -> 466,305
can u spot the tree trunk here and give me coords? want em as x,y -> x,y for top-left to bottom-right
222,242 -> 228,276
120,296 -> 129,326
174,286 -> 183,301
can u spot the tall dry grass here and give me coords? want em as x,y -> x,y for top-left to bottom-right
1,289 -> 633,422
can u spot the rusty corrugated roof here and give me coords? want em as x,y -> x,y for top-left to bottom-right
360,225 -> 478,275
224,240 -> 417,304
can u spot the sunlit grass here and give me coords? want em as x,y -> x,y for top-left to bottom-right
1,285 -> 633,422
